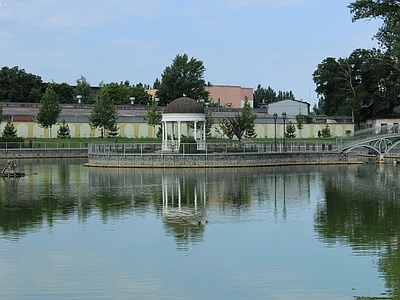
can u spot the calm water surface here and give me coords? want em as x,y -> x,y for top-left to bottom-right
0,158 -> 399,300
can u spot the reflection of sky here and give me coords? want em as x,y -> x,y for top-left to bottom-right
0,162 -> 390,299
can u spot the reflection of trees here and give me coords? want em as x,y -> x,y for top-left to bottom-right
315,164 -> 400,298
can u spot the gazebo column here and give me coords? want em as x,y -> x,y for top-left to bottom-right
177,121 -> 181,146
203,121 -> 206,141
194,121 -> 197,140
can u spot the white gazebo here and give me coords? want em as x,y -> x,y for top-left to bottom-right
161,97 -> 207,151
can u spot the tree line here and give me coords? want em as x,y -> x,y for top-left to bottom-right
0,54 -> 261,140
313,0 -> 400,125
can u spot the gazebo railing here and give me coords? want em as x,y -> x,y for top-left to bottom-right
162,140 -> 179,151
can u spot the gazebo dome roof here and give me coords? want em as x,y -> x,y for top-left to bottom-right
163,97 -> 205,114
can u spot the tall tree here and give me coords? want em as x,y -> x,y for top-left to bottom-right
0,66 -> 44,103
36,86 -> 62,138
241,98 -> 257,138
223,98 -> 257,140
313,48 -> 400,121
88,90 -> 119,138
349,0 -> 400,57
156,54 -> 209,105
253,85 -> 277,107
75,75 -> 94,104
143,100 -> 162,137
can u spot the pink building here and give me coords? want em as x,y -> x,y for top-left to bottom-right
205,85 -> 253,108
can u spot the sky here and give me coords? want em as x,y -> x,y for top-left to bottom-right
0,0 -> 383,107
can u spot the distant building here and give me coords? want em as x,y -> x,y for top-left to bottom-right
146,85 -> 254,108
267,99 -> 310,116
205,85 -> 253,108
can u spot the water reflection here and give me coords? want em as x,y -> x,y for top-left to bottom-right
1,159 -> 400,298
314,163 -> 400,299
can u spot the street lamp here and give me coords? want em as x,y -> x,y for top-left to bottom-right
273,113 -> 278,151
282,112 -> 287,151
130,97 -> 135,106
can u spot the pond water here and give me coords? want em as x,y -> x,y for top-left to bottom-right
0,158 -> 399,300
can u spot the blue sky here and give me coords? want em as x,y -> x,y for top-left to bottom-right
1,0 -> 382,106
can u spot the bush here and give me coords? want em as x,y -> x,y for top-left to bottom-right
179,136 -> 196,153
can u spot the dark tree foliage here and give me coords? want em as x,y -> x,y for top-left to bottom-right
47,82 -> 75,104
0,102 -> 2,123
75,75 -> 95,104
228,114 -> 246,141
349,0 -> 400,56
107,123 -> 119,138
253,84 -> 295,108
156,54 -> 209,105
153,78 -> 161,89
0,66 -> 45,103
313,48 -> 400,121
99,82 -> 151,105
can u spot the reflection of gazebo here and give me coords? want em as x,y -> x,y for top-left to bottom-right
162,97 -> 206,151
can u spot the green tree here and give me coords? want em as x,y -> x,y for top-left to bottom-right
349,0 -> 400,57
143,100 -> 162,137
218,118 -> 234,140
313,48 -> 400,121
228,114 -> 246,141
2,121 -> 17,138
107,123 -> 119,138
285,121 -> 296,138
153,78 -> 161,89
88,90 -> 119,138
57,119 -> 71,138
36,86 -> 62,138
48,82 -> 75,104
321,124 -> 332,138
221,98 -> 257,141
0,102 -> 2,123
0,66 -> 44,103
241,98 -> 257,138
75,75 -> 94,104
99,82 -> 151,105
156,54 -> 209,105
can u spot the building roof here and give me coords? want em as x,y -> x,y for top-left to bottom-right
163,97 -> 205,114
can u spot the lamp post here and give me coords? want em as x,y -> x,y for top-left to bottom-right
130,97 -> 135,106
273,113 -> 278,151
282,112 -> 287,151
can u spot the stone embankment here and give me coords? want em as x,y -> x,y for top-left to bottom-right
86,152 -> 361,168
0,149 -> 87,159
0,148 -> 361,167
